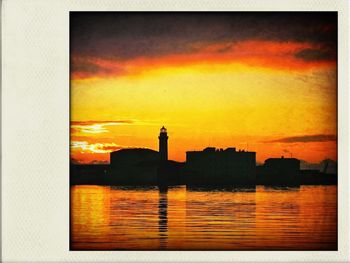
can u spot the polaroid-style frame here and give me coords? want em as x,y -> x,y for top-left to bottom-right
2,0 -> 349,262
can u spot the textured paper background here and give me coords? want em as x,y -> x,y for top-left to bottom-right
2,0 -> 349,262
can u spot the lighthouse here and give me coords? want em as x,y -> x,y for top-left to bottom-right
158,126 -> 168,161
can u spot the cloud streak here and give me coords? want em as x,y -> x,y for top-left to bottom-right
71,141 -> 123,153
71,120 -> 133,134
71,13 -> 337,80
264,134 -> 337,143
71,12 -> 337,60
72,40 -> 335,80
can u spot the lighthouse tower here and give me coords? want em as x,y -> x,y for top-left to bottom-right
158,126 -> 168,161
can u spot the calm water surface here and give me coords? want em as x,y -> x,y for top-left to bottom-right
71,185 -> 337,250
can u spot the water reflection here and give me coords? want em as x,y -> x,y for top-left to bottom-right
185,186 -> 257,250
71,185 -> 337,250
187,185 -> 256,192
158,191 -> 168,249
71,186 -> 112,250
111,185 -> 158,191
263,185 -> 300,191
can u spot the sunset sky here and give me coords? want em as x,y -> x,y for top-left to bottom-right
70,12 -> 337,164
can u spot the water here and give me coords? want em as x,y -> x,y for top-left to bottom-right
71,185 -> 337,250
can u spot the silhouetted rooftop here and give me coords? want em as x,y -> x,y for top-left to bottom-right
111,148 -> 158,155
265,157 -> 300,162
187,147 -> 255,154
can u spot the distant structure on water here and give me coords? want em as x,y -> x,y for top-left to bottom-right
109,126 -> 183,186
256,157 -> 300,185
186,147 -> 256,185
159,126 -> 168,161
70,126 -> 337,187
110,148 -> 159,185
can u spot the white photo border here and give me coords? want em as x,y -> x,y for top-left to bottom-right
2,0 -> 349,262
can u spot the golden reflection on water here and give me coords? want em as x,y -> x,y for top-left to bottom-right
71,185 -> 336,250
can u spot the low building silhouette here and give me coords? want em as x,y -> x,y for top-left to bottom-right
257,156 -> 300,185
109,127 -> 184,186
70,127 -> 337,187
299,169 -> 337,185
110,148 -> 159,185
70,164 -> 110,185
109,148 -> 184,186
185,147 -> 256,186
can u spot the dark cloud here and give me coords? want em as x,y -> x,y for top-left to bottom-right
70,12 -> 337,60
71,61 -> 100,73
295,48 -> 336,61
99,145 -> 122,152
71,57 -> 125,76
265,134 -> 337,143
70,157 -> 82,164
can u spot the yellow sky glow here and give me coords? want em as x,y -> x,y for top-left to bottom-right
71,61 -> 336,164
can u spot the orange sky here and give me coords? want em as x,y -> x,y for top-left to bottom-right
70,13 -> 337,165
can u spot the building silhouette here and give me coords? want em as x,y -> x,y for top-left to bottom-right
70,164 -> 110,185
157,126 -> 184,189
257,157 -> 300,185
108,126 -> 183,186
110,148 -> 159,185
159,126 -> 168,161
185,147 -> 256,185
70,127 -> 336,187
